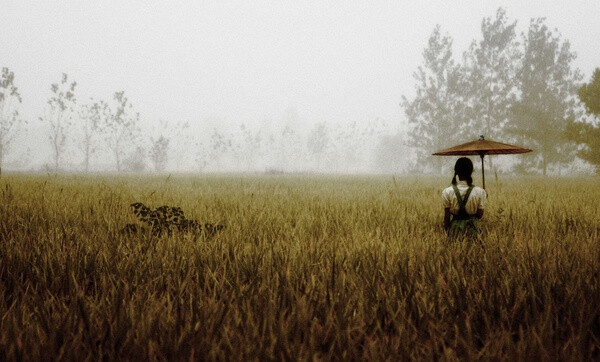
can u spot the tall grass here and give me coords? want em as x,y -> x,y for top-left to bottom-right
0,173 -> 598,360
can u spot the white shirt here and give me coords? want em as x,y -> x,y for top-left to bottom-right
442,180 -> 486,216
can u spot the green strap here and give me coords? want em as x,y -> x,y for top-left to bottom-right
452,184 -> 474,212
464,185 -> 474,205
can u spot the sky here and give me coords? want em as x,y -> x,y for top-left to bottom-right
2,0 -> 600,146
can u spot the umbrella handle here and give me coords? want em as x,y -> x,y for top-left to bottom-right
480,153 -> 485,190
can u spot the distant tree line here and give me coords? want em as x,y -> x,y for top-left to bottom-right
0,69 -> 403,173
0,68 -> 25,176
402,8 -> 598,175
1,8 -> 598,175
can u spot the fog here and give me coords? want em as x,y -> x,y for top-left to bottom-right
1,1 -> 599,174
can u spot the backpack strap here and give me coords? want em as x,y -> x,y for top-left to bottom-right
452,184 -> 474,213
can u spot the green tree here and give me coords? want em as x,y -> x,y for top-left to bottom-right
578,68 -> 600,114
566,68 -> 600,173
508,18 -> 582,175
41,73 -> 77,171
401,26 -> 468,173
463,8 -> 521,171
0,67 -> 26,176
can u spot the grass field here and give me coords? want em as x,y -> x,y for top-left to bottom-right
0,173 -> 599,360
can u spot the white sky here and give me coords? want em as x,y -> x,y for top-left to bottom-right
2,1 -> 599,131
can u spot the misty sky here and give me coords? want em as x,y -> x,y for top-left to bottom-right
2,1 -> 599,132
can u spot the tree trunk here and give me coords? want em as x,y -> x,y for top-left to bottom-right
542,157 -> 547,176
53,134 -> 60,172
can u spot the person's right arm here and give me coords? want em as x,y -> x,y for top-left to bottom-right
442,189 -> 452,231
444,208 -> 452,231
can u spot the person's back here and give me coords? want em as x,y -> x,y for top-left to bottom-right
442,181 -> 486,218
442,157 -> 486,239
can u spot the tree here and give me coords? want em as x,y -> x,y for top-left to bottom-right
566,68 -> 600,173
374,132 -> 412,173
508,18 -> 582,175
41,73 -> 77,171
276,109 -> 303,171
401,26 -> 469,173
194,140 -> 209,171
331,118 -> 387,172
167,120 -> 192,170
208,128 -> 231,170
149,135 -> 169,172
147,119 -> 172,172
0,67 -> 25,176
332,121 -> 360,171
578,68 -> 600,114
103,91 -> 140,171
78,99 -> 107,171
123,146 -> 146,172
463,8 -> 521,171
307,122 -> 329,171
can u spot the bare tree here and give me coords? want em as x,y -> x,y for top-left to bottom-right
237,123 -> 264,171
275,109 -> 304,171
103,91 -> 139,171
307,122 -> 329,171
171,121 -> 193,170
149,135 -> 169,172
78,99 -> 107,171
123,146 -> 147,172
208,128 -> 231,170
332,121 -> 360,171
194,140 -> 209,171
0,67 -> 25,176
40,73 -> 77,171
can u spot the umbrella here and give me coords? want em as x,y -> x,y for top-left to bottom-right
432,135 -> 532,189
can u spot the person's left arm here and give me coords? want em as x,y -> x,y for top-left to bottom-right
476,208 -> 484,219
476,187 -> 487,219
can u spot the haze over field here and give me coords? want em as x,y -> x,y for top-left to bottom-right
1,1 -> 599,173
2,3 -> 600,359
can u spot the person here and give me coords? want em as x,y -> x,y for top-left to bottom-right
442,157 -> 486,239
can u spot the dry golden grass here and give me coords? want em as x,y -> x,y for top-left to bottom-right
0,173 -> 598,360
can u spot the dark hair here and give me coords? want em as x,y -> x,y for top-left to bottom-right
451,157 -> 473,186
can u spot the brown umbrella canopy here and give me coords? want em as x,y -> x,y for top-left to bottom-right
433,136 -> 532,189
432,136 -> 532,156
